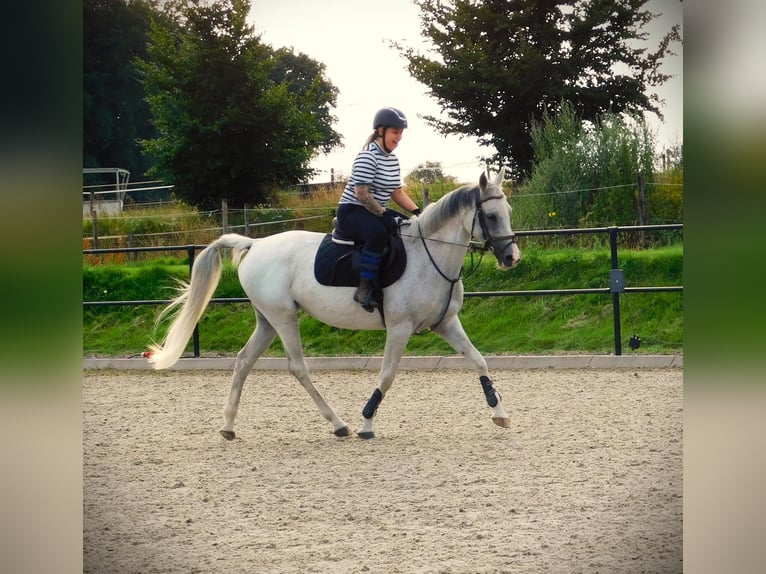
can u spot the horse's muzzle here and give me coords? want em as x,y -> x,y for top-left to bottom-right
496,239 -> 521,269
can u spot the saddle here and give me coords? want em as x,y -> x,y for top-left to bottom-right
313,219 -> 407,296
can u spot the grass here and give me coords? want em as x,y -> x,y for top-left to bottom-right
83,244 -> 682,357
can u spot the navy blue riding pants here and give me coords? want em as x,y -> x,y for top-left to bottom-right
336,203 -> 388,254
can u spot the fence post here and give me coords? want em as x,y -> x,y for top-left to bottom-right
222,199 -> 229,234
90,190 -> 100,249
609,226 -> 623,355
637,172 -> 647,248
188,245 -> 200,358
128,234 -> 135,262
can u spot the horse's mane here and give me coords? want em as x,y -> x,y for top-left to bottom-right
417,184 -> 477,235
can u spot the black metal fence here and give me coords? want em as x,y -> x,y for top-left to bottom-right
83,223 -> 683,356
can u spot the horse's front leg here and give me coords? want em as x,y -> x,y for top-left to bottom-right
358,322 -> 412,439
432,315 -> 511,428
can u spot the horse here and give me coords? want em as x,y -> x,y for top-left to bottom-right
148,168 -> 521,439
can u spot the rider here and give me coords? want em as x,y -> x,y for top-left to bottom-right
336,107 -> 421,311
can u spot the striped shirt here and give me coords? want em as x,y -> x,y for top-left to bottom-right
339,141 -> 401,207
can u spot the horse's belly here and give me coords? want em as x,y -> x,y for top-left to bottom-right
294,279 -> 387,331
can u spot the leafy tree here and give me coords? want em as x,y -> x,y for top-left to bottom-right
84,0 -> 163,178
399,0 -> 681,178
137,0 -> 341,209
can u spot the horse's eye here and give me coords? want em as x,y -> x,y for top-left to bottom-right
487,213 -> 497,221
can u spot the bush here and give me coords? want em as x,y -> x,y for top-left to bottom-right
514,103 -> 679,240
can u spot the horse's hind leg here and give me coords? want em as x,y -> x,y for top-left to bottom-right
432,315 -> 511,428
220,312 -> 276,440
273,318 -> 350,437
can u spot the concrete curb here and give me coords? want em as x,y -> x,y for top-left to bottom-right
83,354 -> 682,371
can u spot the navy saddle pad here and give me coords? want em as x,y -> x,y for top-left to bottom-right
313,232 -> 407,288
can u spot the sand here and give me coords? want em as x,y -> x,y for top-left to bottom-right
83,367 -> 682,573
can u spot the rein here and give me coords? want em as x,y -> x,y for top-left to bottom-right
416,221 -> 461,330
411,189 -> 515,330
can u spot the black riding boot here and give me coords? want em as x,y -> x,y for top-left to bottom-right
355,249 -> 382,312
354,277 -> 378,312
354,277 -> 378,313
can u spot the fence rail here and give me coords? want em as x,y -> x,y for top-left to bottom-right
83,223 -> 683,356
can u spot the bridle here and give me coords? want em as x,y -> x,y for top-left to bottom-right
415,187 -> 517,330
471,188 -> 517,256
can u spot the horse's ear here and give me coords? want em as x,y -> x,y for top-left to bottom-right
479,171 -> 488,190
493,166 -> 506,187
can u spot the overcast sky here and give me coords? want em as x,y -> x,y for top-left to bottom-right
248,0 -> 683,184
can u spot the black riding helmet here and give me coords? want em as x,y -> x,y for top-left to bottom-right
373,107 -> 408,130
372,108 -> 407,152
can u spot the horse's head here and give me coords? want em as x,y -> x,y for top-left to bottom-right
474,167 -> 521,269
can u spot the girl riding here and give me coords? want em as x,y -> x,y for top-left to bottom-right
336,107 -> 421,311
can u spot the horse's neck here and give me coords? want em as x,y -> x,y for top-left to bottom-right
413,216 -> 471,278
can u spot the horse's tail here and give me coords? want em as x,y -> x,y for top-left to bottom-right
148,233 -> 255,369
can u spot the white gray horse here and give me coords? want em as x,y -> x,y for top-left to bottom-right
148,168 -> 521,439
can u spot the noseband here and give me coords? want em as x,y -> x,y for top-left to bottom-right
472,188 -> 517,255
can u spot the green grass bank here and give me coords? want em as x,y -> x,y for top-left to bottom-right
83,244 -> 682,358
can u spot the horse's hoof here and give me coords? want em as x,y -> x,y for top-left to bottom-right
357,431 -> 376,439
333,426 -> 351,437
220,429 -> 236,440
492,417 -> 511,429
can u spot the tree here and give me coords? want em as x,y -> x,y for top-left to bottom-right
399,0 -> 681,178
405,161 -> 448,185
137,0 -> 341,209
84,0 -> 163,178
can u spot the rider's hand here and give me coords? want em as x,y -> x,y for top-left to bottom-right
382,211 -> 399,232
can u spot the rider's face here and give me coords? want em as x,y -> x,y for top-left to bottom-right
380,127 -> 404,151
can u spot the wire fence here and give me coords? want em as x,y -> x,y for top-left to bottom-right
82,176 -> 683,252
